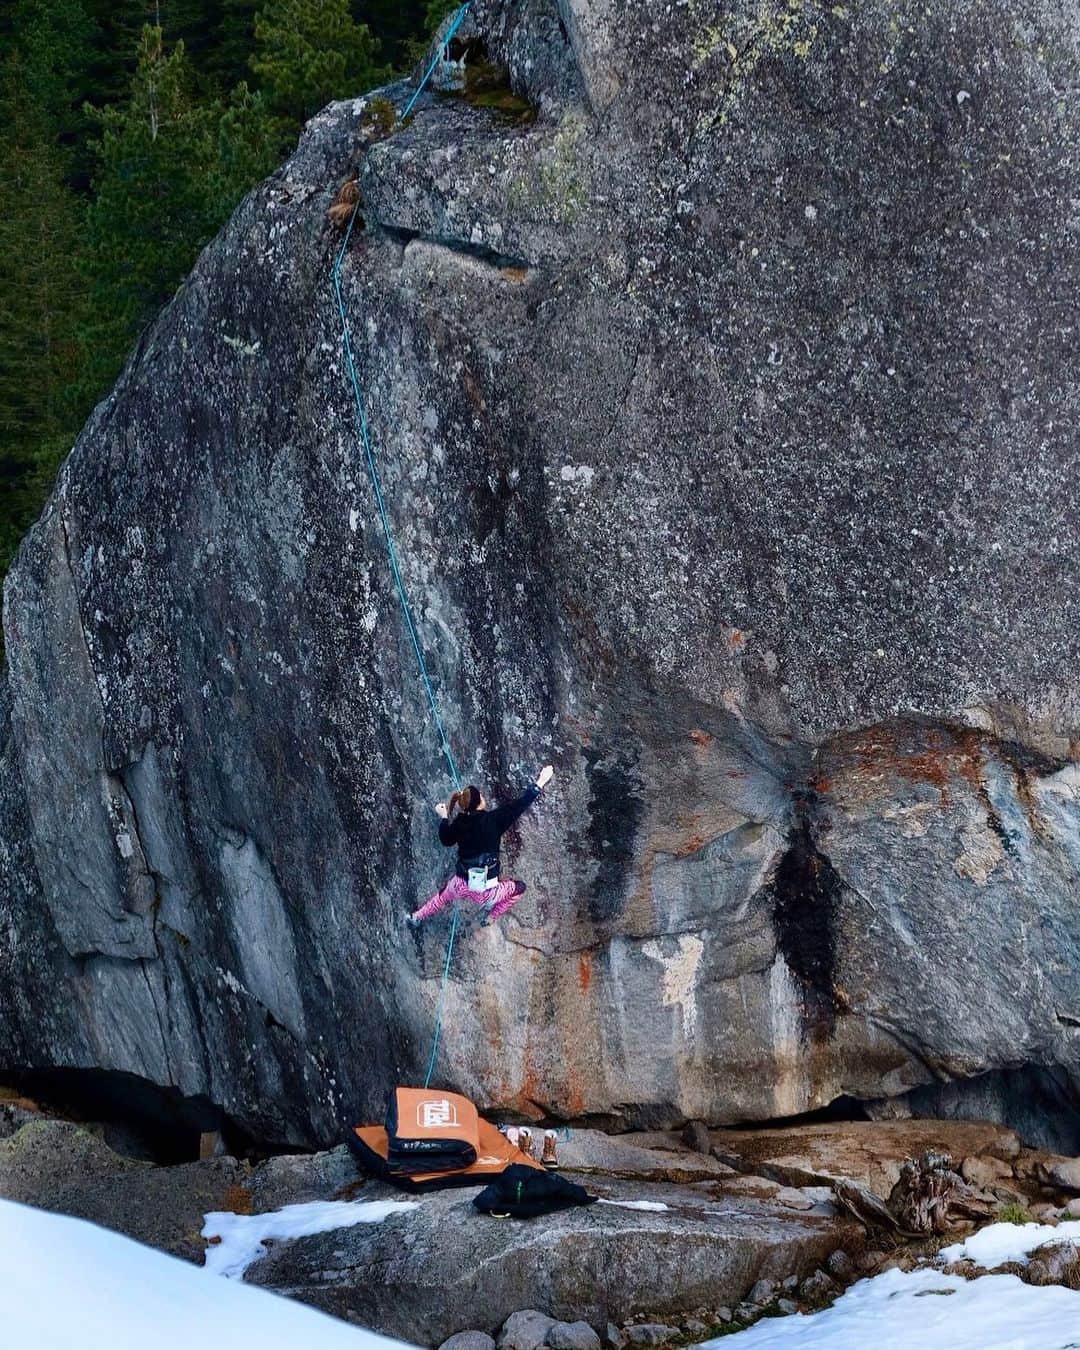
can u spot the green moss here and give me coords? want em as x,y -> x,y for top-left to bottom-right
455,60 -> 536,124
691,2 -> 824,132
508,114 -> 587,224
361,94 -> 398,140
997,1201 -> 1034,1225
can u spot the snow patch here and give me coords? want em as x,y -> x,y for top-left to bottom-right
711,1265 -> 1080,1348
939,1219 -> 1080,1268
2,1197 -> 418,1350
598,1199 -> 671,1213
202,1199 -> 418,1279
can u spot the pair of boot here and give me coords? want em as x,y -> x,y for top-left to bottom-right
503,1125 -> 558,1169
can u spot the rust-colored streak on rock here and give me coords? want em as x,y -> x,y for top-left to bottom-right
578,951 -> 593,994
828,721 -> 987,807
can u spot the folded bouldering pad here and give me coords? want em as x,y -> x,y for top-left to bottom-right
385,1087 -> 479,1173
348,1115 -> 543,1193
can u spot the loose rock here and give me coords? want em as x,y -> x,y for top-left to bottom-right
500,1312 -> 557,1350
440,1335 -> 497,1350
1050,1160 -> 1080,1192
547,1324 -> 601,1350
681,1122 -> 711,1156
623,1327 -> 679,1347
825,1249 -> 855,1281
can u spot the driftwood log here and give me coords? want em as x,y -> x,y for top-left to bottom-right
834,1150 -> 996,1237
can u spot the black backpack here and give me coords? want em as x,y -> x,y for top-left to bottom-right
473,1164 -> 597,1219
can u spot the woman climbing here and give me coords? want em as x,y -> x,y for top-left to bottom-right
408,765 -> 554,927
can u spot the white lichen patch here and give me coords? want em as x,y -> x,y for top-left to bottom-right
953,821 -> 1005,885
222,334 -> 261,358
767,956 -> 806,1118
882,802 -> 937,839
642,933 -> 704,1048
559,464 -> 595,487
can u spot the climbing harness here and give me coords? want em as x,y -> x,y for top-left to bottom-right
468,866 -> 499,894
331,4 -> 472,1091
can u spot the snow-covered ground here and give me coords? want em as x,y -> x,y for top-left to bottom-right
203,1197 -> 417,1278
2,1197 -> 419,1350
711,1265 -> 1080,1349
714,1220 -> 1080,1350
939,1219 -> 1080,1268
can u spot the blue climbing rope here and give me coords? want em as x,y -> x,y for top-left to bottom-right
422,903 -> 461,1088
402,3 -> 473,121
331,4 -> 472,1090
332,213 -> 461,787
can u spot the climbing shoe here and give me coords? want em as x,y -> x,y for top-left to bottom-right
405,914 -> 420,928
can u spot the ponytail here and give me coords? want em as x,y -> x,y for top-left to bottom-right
447,784 -> 482,816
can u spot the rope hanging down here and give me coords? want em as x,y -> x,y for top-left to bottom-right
332,5 -> 471,1089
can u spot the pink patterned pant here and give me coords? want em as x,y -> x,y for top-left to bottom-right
412,873 -> 526,924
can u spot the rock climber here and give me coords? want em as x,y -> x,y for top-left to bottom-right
408,765 -> 554,927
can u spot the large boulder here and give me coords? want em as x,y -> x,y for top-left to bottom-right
245,1177 -> 855,1343
710,1118 -> 1021,1196
0,1118 -> 250,1261
0,0 -> 1077,1148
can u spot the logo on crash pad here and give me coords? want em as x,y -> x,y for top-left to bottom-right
418,1097 -> 459,1129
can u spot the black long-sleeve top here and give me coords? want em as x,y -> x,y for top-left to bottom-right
438,784 -> 542,881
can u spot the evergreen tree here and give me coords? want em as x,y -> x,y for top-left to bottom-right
207,0 -> 260,90
251,0 -> 384,126
215,79 -> 282,195
352,0 -> 425,69
0,0 -> 436,602
82,27 -> 220,388
0,50 -> 89,572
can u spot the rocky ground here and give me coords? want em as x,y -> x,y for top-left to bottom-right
5,1090 -> 1080,1345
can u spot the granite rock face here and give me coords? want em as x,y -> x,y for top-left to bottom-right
1,0 -> 1078,1147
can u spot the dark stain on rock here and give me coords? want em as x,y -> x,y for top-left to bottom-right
769,799 -> 847,1037
584,746 -> 644,924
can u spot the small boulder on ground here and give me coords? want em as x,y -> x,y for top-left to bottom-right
799,1269 -> 836,1304
681,1122 -> 711,1156
1049,1159 -> 1080,1192
0,1119 -> 138,1203
825,1249 -> 855,1281
748,1279 -> 775,1305
547,1322 -> 601,1350
623,1326 -> 679,1347
1024,1243 -> 1080,1290
439,1334 -> 497,1350
247,1144 -> 357,1210
500,1312 -> 557,1350
960,1156 -> 1013,1191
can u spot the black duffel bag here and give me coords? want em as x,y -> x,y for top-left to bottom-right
473,1163 -> 597,1219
